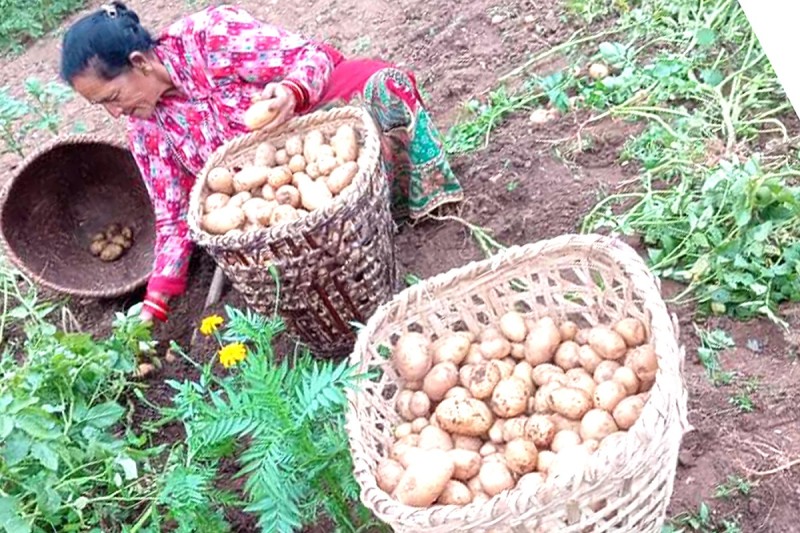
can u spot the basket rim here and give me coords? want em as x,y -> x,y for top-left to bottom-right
344,233 -> 691,527
0,134 -> 153,299
186,104 -> 382,250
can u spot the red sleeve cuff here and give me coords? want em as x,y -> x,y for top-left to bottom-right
147,274 -> 188,297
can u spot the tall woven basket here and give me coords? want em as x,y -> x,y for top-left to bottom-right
187,106 -> 397,357
345,234 -> 691,532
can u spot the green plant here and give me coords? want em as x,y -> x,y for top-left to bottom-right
0,290 -> 158,532
0,0 -> 87,55
714,475 -> 753,500
664,502 -> 742,532
729,377 -> 759,413
0,77 -> 74,156
149,307 -> 386,533
695,326 -> 734,385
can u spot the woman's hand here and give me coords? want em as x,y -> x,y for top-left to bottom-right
251,82 -> 298,131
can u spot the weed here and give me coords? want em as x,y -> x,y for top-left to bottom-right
714,475 -> 753,500
664,502 -> 742,533
729,377 -> 759,413
695,326 -> 735,385
0,0 -> 87,55
0,77 -> 74,156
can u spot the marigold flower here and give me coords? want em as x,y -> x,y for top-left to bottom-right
219,343 -> 247,369
199,315 -> 224,336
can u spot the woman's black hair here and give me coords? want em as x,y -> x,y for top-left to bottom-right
59,1 -> 157,83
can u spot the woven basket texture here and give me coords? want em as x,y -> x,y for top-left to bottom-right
0,135 -> 155,298
187,106 -> 397,357
345,233 -> 691,532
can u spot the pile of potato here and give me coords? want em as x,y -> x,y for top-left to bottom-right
376,313 -> 658,508
200,125 -> 361,235
89,223 -> 134,262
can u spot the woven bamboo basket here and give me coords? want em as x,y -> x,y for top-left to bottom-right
0,135 -> 156,298
345,233 -> 691,532
187,106 -> 397,357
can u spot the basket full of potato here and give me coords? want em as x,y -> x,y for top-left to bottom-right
345,234 -> 690,532
187,105 -> 396,357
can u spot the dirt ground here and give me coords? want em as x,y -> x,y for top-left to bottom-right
3,0 -> 800,531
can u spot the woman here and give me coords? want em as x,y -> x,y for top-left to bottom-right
60,2 -> 463,323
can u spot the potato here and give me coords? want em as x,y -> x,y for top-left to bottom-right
517,472 -> 546,492
532,382 -> 561,414
559,321 -> 579,341
588,327 -> 627,360
524,317 -> 561,365
549,413 -> 580,433
501,416 -> 527,442
306,162 -> 321,179
418,425 -> 454,451
480,336 -> 511,360
593,360 -> 621,383
472,492 -> 490,505
284,134 -> 303,157
327,161 -> 359,194
548,445 -> 592,482
409,391 -> 431,418
100,243 -> 124,262
578,345 -> 603,373
254,142 -> 277,167
435,397 -> 494,437
480,442 -> 498,457
582,439 -> 600,453
580,409 -> 618,441
551,430 -> 582,453
499,312 -> 527,342
510,343 -> 525,360
275,149 -> 289,165
613,395 -> 645,430
266,166 -> 292,188
395,423 -> 414,439
261,184 -> 276,201
234,166 -> 270,192
376,459 -> 405,494
512,362 -> 534,391
303,130 -> 325,162
505,438 -> 539,475
396,390 -> 415,421
444,386 -> 471,400
423,362 -> 459,402
453,435 -> 483,452
468,362 -> 502,399
317,155 -> 338,176
550,387 -> 592,420
465,344 -> 484,366
274,184 -> 301,208
288,154 -> 307,173
331,124 -> 359,162
243,100 -> 278,130
393,332 -> 432,381
432,333 -> 471,366
479,462 -> 514,497
565,368 -> 596,397
269,204 -> 300,226
393,449 -> 454,507
202,205 -> 245,234
491,377 -> 530,418
459,365 -> 475,388
207,167 -> 235,194
89,240 -> 106,256
612,367 -> 640,396
531,364 -> 564,386
411,417 -> 429,433
627,345 -> 658,382
494,359 -> 515,380
524,414 -> 555,448
449,449 -> 482,481
204,192 -> 230,212
298,178 -> 333,211
437,480 -> 473,505
242,198 -> 274,225
593,380 -> 626,412
614,318 -> 647,347
488,419 -> 505,443
554,341 -> 581,370
228,191 -> 253,208
575,328 -> 591,345
536,450 -> 557,474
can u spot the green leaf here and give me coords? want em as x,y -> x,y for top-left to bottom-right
116,456 -> 138,481
2,432 -> 31,466
15,413 -> 59,440
0,497 -> 30,533
700,69 -> 724,86
696,28 -> 717,47
31,442 -> 59,471
82,402 -> 125,429
0,416 -> 13,440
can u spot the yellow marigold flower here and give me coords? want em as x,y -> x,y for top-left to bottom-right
219,343 -> 247,369
199,315 -> 224,336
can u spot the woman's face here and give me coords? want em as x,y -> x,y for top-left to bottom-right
71,52 -> 170,120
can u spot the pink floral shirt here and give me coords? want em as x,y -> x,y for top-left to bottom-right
127,5 -> 339,296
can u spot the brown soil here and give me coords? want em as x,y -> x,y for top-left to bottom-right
3,0 -> 800,531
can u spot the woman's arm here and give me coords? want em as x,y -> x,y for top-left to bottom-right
127,119 -> 196,322
199,6 -> 336,112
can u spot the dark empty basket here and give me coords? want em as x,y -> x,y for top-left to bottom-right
0,135 -> 156,298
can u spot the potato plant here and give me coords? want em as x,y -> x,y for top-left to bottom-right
376,313 -> 657,508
